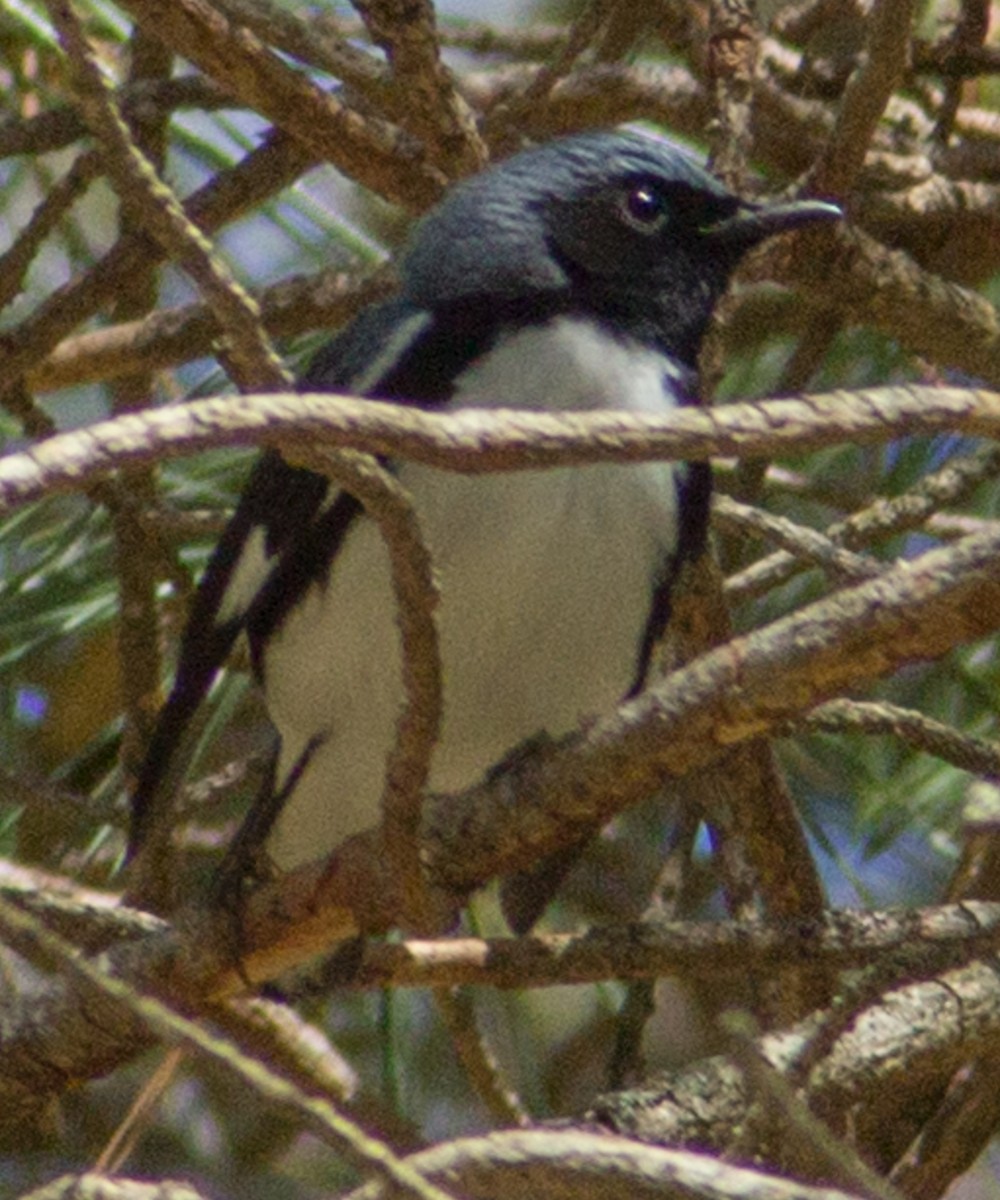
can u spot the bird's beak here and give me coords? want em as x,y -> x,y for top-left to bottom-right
705,198 -> 842,246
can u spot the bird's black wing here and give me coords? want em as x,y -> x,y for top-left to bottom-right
129,294 -> 507,857
129,298 -> 435,856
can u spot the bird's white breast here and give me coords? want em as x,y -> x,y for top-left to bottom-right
263,317 -> 688,870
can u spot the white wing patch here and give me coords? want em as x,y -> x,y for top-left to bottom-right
212,315 -> 434,632
215,526 -> 272,625
346,310 -> 433,394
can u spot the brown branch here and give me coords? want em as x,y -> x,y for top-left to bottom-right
855,176 -> 1000,226
722,1011 -> 906,1200
772,0 -> 870,49
215,994 -> 358,1102
49,0 -> 291,392
111,0 -> 446,210
777,224 -> 1000,390
718,307 -> 843,532
6,1134 -> 859,1200
726,441 -> 1000,605
366,14 -> 567,60
2,386 -> 1000,513
930,0 -> 991,144
12,855 -> 1000,1042
482,0 -> 621,147
713,495 -> 882,585
465,36 -> 953,191
808,0 -> 915,196
706,0 -> 760,188
789,699 -> 1000,778
0,128 -> 313,399
0,76 -> 233,161
106,28 -> 174,786
28,267 -> 395,394
588,956 -> 1000,1175
0,149 -> 99,433
339,1129 -> 866,1200
213,0 -> 394,111
352,0 -> 486,175
463,61 -> 711,148
0,858 -> 163,951
432,18 -> 566,59
433,988 -> 530,1127
0,150 -> 100,317
914,35 -> 1000,78
888,1058 -> 1000,1200
343,903 -> 1000,992
0,767 -> 122,840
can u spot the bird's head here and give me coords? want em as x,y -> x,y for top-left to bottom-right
402,130 -> 840,366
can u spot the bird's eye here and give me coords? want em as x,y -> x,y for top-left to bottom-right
620,183 -> 669,231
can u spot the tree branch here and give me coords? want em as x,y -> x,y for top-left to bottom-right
111,0 -> 446,209
3,386 -> 1000,512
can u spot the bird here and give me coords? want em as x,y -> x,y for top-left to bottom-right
129,129 -> 839,927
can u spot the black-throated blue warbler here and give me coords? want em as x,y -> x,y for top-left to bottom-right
129,130 -> 839,925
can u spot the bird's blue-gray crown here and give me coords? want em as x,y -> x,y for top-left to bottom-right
402,130 -> 839,365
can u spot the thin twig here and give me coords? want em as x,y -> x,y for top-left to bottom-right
0,129 -> 313,399
808,0 -> 916,196
0,150 -> 100,317
352,0 -> 486,175
0,896 -> 459,1200
706,0 -> 760,188
111,0 -> 445,210
28,267 -> 394,395
49,0 -> 291,393
433,988 -> 530,1127
714,495 -> 883,585
788,699 -> 1000,778
726,441 -> 1000,604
